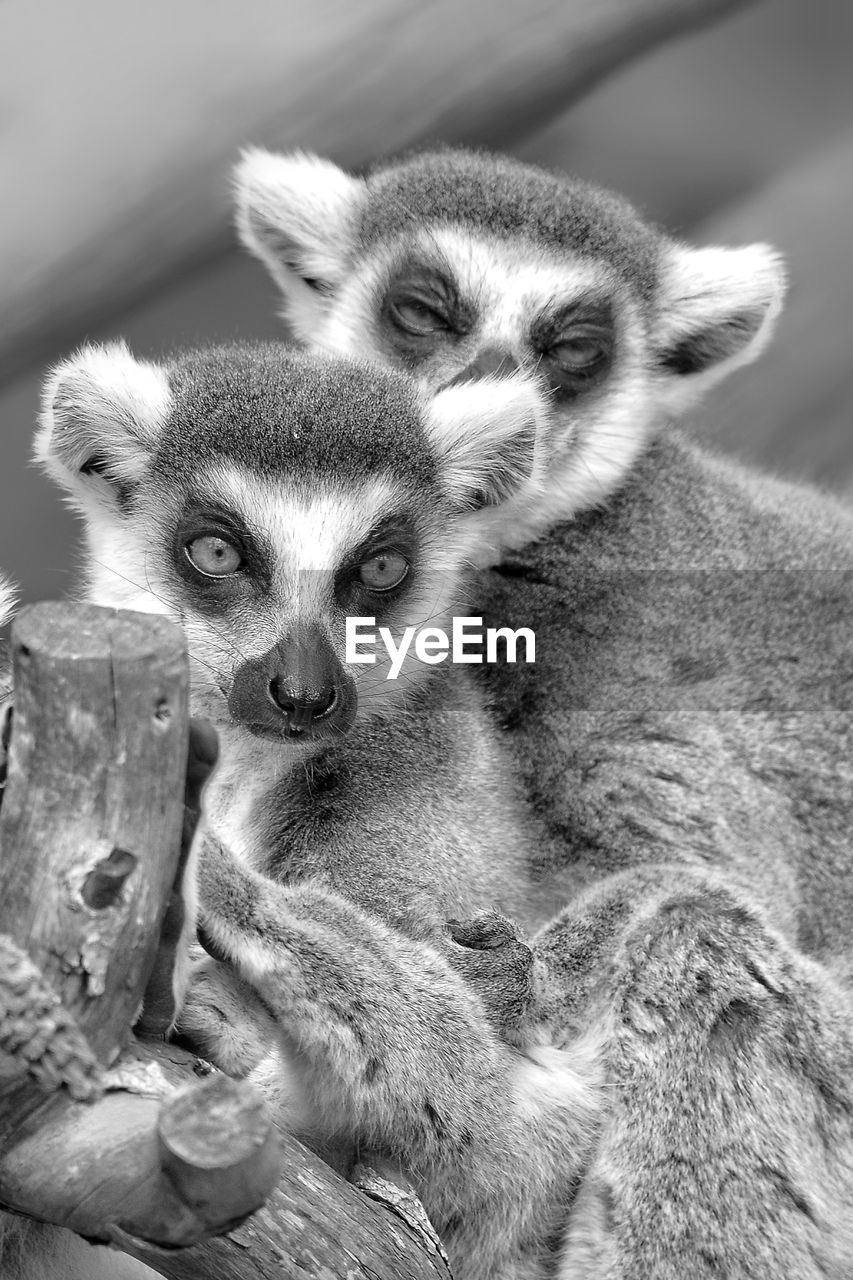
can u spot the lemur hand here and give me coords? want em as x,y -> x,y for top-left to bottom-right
137,718 -> 219,1036
446,910 -> 541,1046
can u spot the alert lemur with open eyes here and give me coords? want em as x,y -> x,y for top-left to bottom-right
13,340 -> 600,1280
232,146 -> 853,1276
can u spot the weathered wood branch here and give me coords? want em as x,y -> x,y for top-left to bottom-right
0,604 -> 191,1059
2,0 -> 752,381
111,1077 -> 453,1280
0,604 -> 281,1249
0,603 -> 451,1278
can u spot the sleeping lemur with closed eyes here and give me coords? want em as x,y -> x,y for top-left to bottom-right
231,145 -> 853,1278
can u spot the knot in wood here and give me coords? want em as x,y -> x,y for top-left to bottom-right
82,847 -> 137,909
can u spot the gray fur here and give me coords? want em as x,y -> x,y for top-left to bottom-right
474,432 -> 853,1274
33,341 -> 599,1280
161,343 -> 437,489
237,144 -> 853,1275
361,147 -> 662,304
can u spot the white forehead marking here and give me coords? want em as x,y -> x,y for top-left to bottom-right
85,464 -> 404,626
426,227 -> 616,348
196,460 -> 401,577
318,225 -> 620,359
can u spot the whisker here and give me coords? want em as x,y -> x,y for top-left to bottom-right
90,557 -> 253,668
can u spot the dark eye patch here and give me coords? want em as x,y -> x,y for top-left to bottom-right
172,497 -> 271,605
530,297 -> 615,398
335,513 -> 419,611
378,256 -> 476,366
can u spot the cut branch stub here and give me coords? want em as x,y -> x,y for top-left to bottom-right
114,1123 -> 454,1280
0,1063 -> 281,1247
0,602 -> 190,1064
158,1074 -> 281,1232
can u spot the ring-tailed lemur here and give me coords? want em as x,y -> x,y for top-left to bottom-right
30,339 -> 600,1280
233,145 -> 785,562
234,146 -> 853,1276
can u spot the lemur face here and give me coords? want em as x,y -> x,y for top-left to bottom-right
235,147 -> 786,549
37,342 -> 541,745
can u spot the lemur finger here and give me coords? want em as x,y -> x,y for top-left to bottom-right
185,717 -> 220,802
177,956 -> 277,1077
446,910 -> 538,1044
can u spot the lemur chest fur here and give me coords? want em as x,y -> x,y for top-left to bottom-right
205,662 -> 539,935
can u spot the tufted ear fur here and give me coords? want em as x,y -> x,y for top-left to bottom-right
35,342 -> 172,517
654,242 -> 786,413
234,148 -> 367,341
425,373 -> 547,511
0,573 -> 17,632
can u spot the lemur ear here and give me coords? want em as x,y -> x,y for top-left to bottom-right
654,243 -> 786,411
36,342 -> 171,514
0,573 -> 18,632
233,148 -> 367,339
425,374 -> 545,510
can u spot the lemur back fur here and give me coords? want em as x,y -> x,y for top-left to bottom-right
232,144 -> 853,1276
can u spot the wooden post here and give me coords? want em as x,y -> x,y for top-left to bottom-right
0,603 -> 191,1061
0,602 -> 451,1277
0,603 -> 281,1248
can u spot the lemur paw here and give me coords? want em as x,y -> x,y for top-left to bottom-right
176,955 -> 277,1078
185,716 -> 220,813
446,910 -> 538,1045
137,717 -> 220,1036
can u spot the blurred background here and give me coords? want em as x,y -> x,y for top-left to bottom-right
2,0 -> 852,608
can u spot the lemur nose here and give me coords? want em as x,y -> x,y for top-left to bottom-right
442,347 -> 521,387
267,677 -> 338,730
229,623 -> 358,739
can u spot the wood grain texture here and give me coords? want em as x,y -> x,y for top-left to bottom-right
1,0 -> 749,381
0,605 -> 448,1275
0,603 -> 190,1061
117,1123 -> 452,1280
0,605 -> 282,1253
104,1041 -> 452,1279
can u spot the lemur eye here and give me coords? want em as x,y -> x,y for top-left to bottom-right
358,551 -> 409,592
388,295 -> 449,336
185,535 -> 244,578
549,330 -> 610,373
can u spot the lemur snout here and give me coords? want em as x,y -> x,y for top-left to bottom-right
267,674 -> 337,729
227,624 -> 357,740
442,346 -> 521,388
